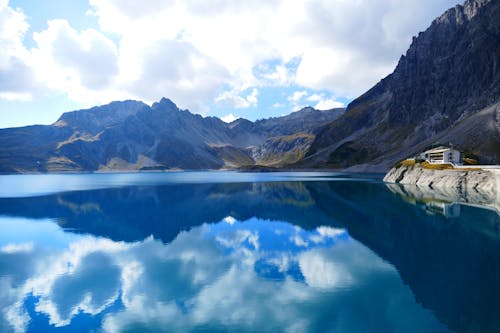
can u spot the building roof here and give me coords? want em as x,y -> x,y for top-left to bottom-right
424,146 -> 456,154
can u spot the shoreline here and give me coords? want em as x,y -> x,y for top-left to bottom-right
384,164 -> 499,211
0,167 -> 383,176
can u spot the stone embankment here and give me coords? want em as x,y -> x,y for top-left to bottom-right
383,165 -> 497,201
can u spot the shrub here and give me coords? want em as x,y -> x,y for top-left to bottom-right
463,157 -> 479,165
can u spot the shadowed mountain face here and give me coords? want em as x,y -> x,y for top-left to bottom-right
0,98 -> 343,172
302,0 -> 500,170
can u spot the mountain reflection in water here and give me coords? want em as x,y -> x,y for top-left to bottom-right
0,174 -> 499,333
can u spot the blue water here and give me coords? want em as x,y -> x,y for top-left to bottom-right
0,172 -> 498,333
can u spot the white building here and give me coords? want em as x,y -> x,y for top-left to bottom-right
420,146 -> 462,165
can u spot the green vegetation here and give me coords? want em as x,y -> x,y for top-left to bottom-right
212,145 -> 254,167
462,152 -> 480,165
257,133 -> 314,167
402,159 -> 416,167
420,161 -> 454,170
392,158 -> 416,168
328,142 -> 378,167
393,159 -> 482,171
463,157 -> 479,165
394,160 -> 454,170
276,133 -> 314,143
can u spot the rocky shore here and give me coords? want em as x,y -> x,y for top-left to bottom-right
383,165 -> 497,201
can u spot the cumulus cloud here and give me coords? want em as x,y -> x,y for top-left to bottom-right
220,114 -> 238,123
314,98 -> 344,110
0,0 -> 462,115
32,20 -> 119,90
288,90 -> 308,103
125,38 -> 230,111
287,90 -> 344,110
215,88 -> 258,109
0,1 -> 36,100
253,59 -> 298,86
0,242 -> 33,253
87,0 -> 460,99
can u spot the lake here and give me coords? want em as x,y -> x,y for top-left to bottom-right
0,172 -> 499,333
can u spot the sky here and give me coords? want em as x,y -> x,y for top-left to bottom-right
0,0 -> 461,128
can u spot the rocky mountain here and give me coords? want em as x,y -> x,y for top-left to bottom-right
0,98 -> 343,172
300,0 -> 499,171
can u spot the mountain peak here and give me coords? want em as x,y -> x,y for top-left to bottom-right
463,0 -> 491,19
152,97 -> 179,112
297,106 -> 316,113
55,100 -> 148,131
434,0 -> 491,25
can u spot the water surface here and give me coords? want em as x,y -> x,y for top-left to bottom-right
0,172 -> 498,333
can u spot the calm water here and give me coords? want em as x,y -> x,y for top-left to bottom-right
0,172 -> 499,333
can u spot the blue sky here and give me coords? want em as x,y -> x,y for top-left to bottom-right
0,0 -> 461,128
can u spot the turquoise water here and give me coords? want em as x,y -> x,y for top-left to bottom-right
0,172 -> 498,333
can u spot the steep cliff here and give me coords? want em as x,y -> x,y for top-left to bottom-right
302,0 -> 500,171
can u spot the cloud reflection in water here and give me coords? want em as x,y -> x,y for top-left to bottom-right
0,214 -> 450,333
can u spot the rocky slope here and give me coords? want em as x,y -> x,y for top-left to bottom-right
383,164 -> 497,202
300,0 -> 500,171
0,98 -> 343,172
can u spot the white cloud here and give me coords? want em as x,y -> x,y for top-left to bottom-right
86,0 -> 460,105
287,90 -> 307,103
317,226 -> 345,237
293,235 -> 308,247
125,38 -> 230,111
32,20 -> 119,92
0,1 -> 36,100
288,91 -> 344,110
254,61 -> 296,86
299,250 -> 349,289
0,242 -> 33,253
0,215 -> 447,333
222,216 -> 237,224
303,92 -> 345,110
215,87 -> 258,109
315,98 -> 344,110
0,92 -> 31,101
220,114 -> 238,123
0,0 -> 462,115
306,94 -> 322,102
309,226 -> 347,244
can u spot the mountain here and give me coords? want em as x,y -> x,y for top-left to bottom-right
300,0 -> 499,171
0,98 -> 344,172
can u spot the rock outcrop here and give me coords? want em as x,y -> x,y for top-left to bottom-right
300,0 -> 500,170
384,165 -> 497,203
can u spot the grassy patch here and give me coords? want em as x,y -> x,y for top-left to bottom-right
393,159 -> 415,168
277,133 -> 314,143
401,159 -> 416,167
327,142 -> 378,167
393,158 -> 483,171
421,161 -> 454,170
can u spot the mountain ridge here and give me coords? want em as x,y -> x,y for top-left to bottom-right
0,98 -> 344,172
